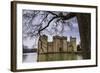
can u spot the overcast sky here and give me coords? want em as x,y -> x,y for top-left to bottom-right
22,10 -> 80,49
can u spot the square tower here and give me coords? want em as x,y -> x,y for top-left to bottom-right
70,36 -> 77,52
38,35 -> 48,53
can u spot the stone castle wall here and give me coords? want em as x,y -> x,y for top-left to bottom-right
38,35 -> 77,54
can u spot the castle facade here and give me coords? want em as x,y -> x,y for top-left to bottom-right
38,35 -> 77,54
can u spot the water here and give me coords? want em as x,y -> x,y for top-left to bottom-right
38,53 -> 83,62
23,52 -> 83,63
23,53 -> 37,62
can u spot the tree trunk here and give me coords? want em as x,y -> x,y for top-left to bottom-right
76,13 -> 91,59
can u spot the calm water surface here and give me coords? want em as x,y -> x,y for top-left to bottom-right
23,53 -> 37,62
23,53 -> 83,62
38,53 -> 83,61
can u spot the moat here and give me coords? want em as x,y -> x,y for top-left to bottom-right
23,52 -> 83,62
38,53 -> 83,61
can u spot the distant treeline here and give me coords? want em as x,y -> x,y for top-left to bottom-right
23,49 -> 37,53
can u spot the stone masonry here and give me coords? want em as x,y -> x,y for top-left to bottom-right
38,35 -> 77,54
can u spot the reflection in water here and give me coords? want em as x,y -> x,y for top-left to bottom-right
23,53 -> 37,62
38,53 -> 83,62
23,53 -> 83,63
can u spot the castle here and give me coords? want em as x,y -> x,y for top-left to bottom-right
38,35 -> 77,54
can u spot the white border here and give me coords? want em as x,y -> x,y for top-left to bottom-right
17,3 -> 96,69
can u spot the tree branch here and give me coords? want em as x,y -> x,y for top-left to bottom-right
47,11 -> 58,17
62,13 -> 76,20
38,16 -> 59,33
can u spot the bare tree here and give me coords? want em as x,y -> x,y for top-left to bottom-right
23,10 -> 76,39
22,10 -> 79,55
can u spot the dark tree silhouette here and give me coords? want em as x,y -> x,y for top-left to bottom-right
23,10 -> 77,51
23,10 -> 76,39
